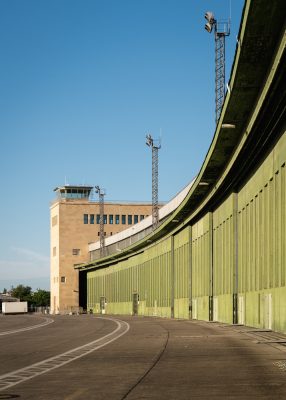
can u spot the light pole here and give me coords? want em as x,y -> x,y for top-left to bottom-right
146,134 -> 161,230
205,11 -> 230,124
95,185 -> 105,257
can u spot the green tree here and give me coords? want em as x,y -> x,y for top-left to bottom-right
10,285 -> 32,302
32,289 -> 50,307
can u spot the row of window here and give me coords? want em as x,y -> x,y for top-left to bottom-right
83,214 -> 147,225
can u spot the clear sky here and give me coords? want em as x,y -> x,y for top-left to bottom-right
0,0 -> 245,291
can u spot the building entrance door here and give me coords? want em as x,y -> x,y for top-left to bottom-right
213,296 -> 218,321
263,294 -> 272,330
192,298 -> 197,319
238,295 -> 245,325
100,296 -> 106,314
133,293 -> 139,315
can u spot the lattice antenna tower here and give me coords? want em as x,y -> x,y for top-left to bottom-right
146,134 -> 161,230
205,11 -> 230,124
95,185 -> 105,257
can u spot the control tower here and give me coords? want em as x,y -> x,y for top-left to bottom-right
50,185 -> 94,314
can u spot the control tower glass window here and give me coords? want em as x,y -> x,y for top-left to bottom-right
54,185 -> 93,200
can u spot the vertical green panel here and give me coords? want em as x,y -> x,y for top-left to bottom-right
274,171 -> 280,287
173,227 -> 190,319
212,194 -> 235,323
191,213 -> 210,320
282,165 -> 286,287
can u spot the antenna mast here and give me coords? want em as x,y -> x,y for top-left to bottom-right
205,12 -> 230,123
146,134 -> 161,230
95,185 -> 105,257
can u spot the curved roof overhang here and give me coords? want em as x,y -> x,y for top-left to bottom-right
76,0 -> 286,272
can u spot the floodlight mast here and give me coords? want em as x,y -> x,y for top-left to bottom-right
146,134 -> 161,230
95,185 -> 105,257
205,11 -> 230,124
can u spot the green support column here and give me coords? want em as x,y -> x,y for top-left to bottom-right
188,225 -> 192,319
171,235 -> 174,318
232,192 -> 238,324
209,212 -> 214,321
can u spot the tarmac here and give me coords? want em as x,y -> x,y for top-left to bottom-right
1,314 -> 286,399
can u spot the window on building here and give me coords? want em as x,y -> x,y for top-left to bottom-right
72,249 -> 81,256
140,215 -> 145,221
90,214 -> 94,224
122,215 -> 126,224
103,214 -> 107,224
98,232 -> 100,236
110,232 -> 113,236
52,215 -> 58,226
61,276 -> 66,283
53,247 -> 56,257
115,215 -> 120,224
128,215 -> 132,225
109,214 -> 114,224
134,215 -> 139,224
84,214 -> 88,224
104,232 -> 106,236
96,214 -> 100,224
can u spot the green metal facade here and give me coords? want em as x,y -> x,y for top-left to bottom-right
86,133 -> 286,332
79,0 -> 286,333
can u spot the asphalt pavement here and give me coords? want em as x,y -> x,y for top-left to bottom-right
0,314 -> 286,399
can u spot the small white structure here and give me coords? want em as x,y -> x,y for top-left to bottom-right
2,301 -> 28,314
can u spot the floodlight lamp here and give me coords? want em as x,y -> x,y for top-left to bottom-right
95,185 -> 105,195
146,134 -> 153,147
205,11 -> 214,23
205,22 -> 213,33
221,123 -> 236,129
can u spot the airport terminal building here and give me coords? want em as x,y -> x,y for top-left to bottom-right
75,1 -> 286,333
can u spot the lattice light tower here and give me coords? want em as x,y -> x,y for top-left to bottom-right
146,134 -> 161,230
205,11 -> 230,124
95,185 -> 105,257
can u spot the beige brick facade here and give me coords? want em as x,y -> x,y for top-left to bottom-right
50,186 -> 152,314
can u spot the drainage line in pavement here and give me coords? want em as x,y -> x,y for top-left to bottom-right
120,324 -> 170,400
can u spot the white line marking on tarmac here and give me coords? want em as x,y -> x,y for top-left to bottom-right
0,317 -> 54,336
0,317 -> 130,392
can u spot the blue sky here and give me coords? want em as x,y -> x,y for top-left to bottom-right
0,0 -> 244,291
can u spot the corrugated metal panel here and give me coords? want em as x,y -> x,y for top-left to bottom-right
213,194 -> 234,297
